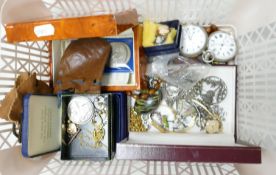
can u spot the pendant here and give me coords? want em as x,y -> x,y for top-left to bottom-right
205,119 -> 222,134
93,123 -> 105,148
193,76 -> 228,105
163,83 -> 183,107
93,96 -> 106,110
134,89 -> 162,114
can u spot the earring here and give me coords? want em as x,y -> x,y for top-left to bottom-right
65,119 -> 81,145
149,112 -> 169,133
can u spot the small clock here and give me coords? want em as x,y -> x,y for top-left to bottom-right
180,24 -> 208,57
208,31 -> 237,62
67,96 -> 94,125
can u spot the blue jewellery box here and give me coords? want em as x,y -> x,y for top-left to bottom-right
21,94 -> 61,157
143,20 -> 181,57
21,93 -> 127,160
104,38 -> 134,74
112,92 -> 128,142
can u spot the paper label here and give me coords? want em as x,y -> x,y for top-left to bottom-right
34,24 -> 55,37
40,106 -> 53,143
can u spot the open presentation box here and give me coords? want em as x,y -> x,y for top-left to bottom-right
21,93 -> 128,160
51,26 -> 142,92
116,65 -> 261,163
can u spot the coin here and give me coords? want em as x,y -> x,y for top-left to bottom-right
108,42 -> 131,67
67,96 -> 94,125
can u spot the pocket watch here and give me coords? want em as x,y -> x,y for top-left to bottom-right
208,31 -> 237,62
180,24 -> 208,57
67,96 -> 94,125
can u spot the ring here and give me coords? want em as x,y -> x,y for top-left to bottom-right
202,50 -> 215,64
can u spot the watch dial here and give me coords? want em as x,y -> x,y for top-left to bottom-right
68,96 -> 94,125
181,24 -> 208,57
208,31 -> 237,62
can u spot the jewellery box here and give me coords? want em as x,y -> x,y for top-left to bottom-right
22,95 -> 60,157
116,65 -> 262,163
143,20 -> 182,57
21,93 -> 128,160
101,28 -> 139,91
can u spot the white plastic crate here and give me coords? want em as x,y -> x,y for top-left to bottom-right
0,0 -> 276,174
